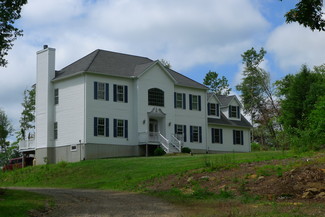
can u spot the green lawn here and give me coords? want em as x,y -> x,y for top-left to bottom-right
0,151 -> 321,217
0,151 -> 305,190
0,189 -> 51,217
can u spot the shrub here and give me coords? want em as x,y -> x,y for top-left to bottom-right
251,142 -> 261,151
154,147 -> 166,156
181,147 -> 191,153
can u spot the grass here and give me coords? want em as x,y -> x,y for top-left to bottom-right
0,151 -> 308,190
0,189 -> 52,217
0,150 -> 321,217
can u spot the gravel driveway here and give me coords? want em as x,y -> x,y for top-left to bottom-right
8,187 -> 185,217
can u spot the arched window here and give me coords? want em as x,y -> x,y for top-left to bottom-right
148,88 -> 164,106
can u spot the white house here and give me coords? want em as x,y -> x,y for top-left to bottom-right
22,46 -> 252,164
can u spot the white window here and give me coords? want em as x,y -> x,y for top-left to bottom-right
190,126 -> 202,143
54,89 -> 59,105
97,118 -> 105,136
114,119 -> 128,138
148,88 -> 164,106
229,105 -> 240,118
54,122 -> 58,140
117,85 -> 124,102
233,130 -> 244,145
97,82 -> 105,100
211,128 -> 223,144
176,93 -> 183,108
192,95 -> 198,110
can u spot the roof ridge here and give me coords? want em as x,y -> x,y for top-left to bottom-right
86,49 -> 100,71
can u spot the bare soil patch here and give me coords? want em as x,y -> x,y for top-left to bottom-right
145,153 -> 325,201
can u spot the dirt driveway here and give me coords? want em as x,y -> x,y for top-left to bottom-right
9,187 -> 185,217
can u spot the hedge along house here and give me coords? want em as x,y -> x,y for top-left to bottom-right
32,46 -> 252,164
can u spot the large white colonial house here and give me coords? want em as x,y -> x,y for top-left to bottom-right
20,46 -> 252,164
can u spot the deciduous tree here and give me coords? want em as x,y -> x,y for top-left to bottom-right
0,0 -> 28,67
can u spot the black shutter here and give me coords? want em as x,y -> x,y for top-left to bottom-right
174,124 -> 177,134
198,96 -> 201,111
94,117 -> 98,136
237,106 -> 240,118
220,129 -> 223,144
105,118 -> 109,137
124,120 -> 128,138
233,130 -> 235,144
174,92 -> 176,108
183,125 -> 187,142
208,103 -> 211,115
199,127 -> 202,143
94,82 -> 98,100
105,83 -> 109,101
113,119 -> 117,137
113,84 -> 117,102
189,94 -> 192,110
217,104 -> 220,116
211,128 -> 215,143
124,86 -> 128,103
229,106 -> 231,117
190,126 -> 193,142
241,131 -> 244,145
183,93 -> 186,109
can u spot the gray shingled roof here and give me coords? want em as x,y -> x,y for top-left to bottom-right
54,49 -> 207,89
208,113 -> 252,128
217,95 -> 235,106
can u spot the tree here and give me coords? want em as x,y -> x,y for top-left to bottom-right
203,71 -> 231,95
236,48 -> 279,147
0,0 -> 28,67
0,108 -> 14,165
18,85 -> 35,140
282,0 -> 325,31
160,59 -> 171,69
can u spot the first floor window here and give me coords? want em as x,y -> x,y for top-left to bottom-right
94,117 -> 109,137
114,119 -> 128,138
211,128 -> 223,144
190,126 -> 202,143
54,122 -> 58,140
174,124 -> 187,142
233,130 -> 244,145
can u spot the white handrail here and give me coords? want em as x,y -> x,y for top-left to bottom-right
158,133 -> 169,153
171,135 -> 182,152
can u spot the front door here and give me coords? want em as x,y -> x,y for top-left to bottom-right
149,119 -> 158,142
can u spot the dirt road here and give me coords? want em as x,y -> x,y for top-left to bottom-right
9,187 -> 185,217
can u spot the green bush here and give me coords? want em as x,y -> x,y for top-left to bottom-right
154,147 -> 166,156
181,147 -> 191,153
251,142 -> 261,151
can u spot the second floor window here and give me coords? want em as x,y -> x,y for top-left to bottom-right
148,88 -> 164,106
54,89 -> 59,105
174,92 -> 186,109
189,94 -> 201,111
94,82 -> 109,101
113,84 -> 128,103
229,105 -> 240,118
54,122 -> 58,140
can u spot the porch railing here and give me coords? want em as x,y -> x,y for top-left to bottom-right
170,135 -> 182,152
158,133 -> 169,153
19,139 -> 36,150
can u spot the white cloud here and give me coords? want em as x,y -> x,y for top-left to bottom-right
266,23 -> 325,73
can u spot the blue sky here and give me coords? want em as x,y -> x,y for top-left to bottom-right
1,0 -> 325,141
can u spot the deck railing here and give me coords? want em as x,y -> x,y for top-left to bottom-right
19,139 -> 36,150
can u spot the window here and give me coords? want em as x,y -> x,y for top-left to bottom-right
174,124 -> 187,142
233,130 -> 244,145
211,128 -> 223,144
94,82 -> 109,101
114,119 -> 128,138
113,84 -> 128,103
189,94 -> 201,111
70,145 -> 77,151
229,105 -> 240,118
190,126 -> 202,143
54,89 -> 59,105
94,117 -> 109,137
174,92 -> 186,109
208,103 -> 219,116
148,88 -> 164,106
54,122 -> 58,140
